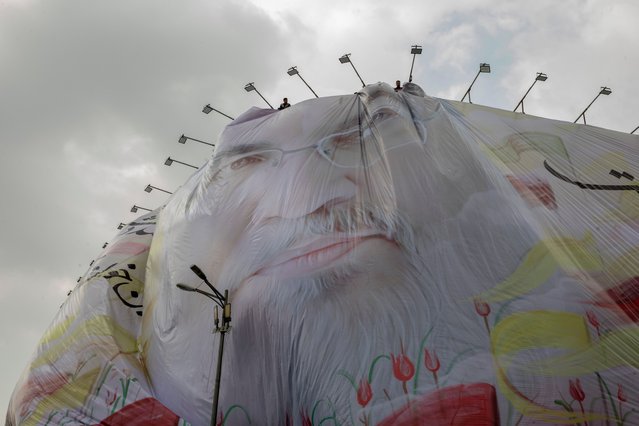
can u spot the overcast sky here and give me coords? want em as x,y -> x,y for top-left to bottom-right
1,0 -> 638,410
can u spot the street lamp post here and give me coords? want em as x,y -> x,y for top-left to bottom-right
630,126 -> 638,135
339,53 -> 365,88
165,157 -> 198,169
409,45 -> 422,83
244,82 -> 274,109
513,72 -> 548,114
461,63 -> 491,103
130,205 -> 152,213
178,134 -> 215,148
177,265 -> 232,426
202,104 -> 235,120
144,184 -> 173,195
287,66 -> 318,98
574,86 -> 612,124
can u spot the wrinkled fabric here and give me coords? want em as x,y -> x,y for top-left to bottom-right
7,82 -> 639,426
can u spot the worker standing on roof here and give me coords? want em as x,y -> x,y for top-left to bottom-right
278,97 -> 291,110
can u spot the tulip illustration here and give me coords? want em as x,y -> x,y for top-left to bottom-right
569,379 -> 588,426
391,346 -> 415,396
617,383 -> 627,422
474,298 -> 491,335
424,348 -> 441,388
356,378 -> 373,426
586,311 -> 601,337
357,378 -> 373,407
617,383 -> 627,402
301,410 -> 312,426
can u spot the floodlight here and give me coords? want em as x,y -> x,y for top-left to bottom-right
514,72 -> 548,113
144,184 -> 172,195
178,134 -> 215,147
286,66 -> 318,97
243,82 -> 273,108
461,62 -> 492,103
574,86 -> 613,124
339,54 -> 351,64
408,44 -> 423,82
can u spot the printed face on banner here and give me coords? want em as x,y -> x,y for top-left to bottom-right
200,83 -> 427,301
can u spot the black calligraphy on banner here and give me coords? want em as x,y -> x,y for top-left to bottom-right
103,263 -> 144,317
545,160 -> 639,194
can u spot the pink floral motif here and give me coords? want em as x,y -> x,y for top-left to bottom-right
391,346 -> 415,395
569,379 -> 585,402
569,379 -> 588,426
357,378 -> 373,407
474,299 -> 491,317
424,348 -> 441,388
618,383 -> 627,402
586,310 -> 601,337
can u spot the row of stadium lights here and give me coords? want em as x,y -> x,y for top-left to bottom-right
95,44 -> 638,256
205,46 -> 638,132
86,46 -> 639,424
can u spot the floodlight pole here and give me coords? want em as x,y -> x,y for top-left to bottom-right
202,104 -> 235,120
339,54 -> 365,88
409,45 -> 422,83
130,205 -> 152,213
574,87 -> 612,124
287,67 -> 318,98
631,126 -> 638,135
165,157 -> 198,169
461,63 -> 491,103
514,72 -> 548,114
244,83 -> 274,109
176,266 -> 231,426
145,184 -> 173,195
178,134 -> 215,147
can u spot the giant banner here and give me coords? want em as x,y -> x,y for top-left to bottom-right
7,82 -> 639,425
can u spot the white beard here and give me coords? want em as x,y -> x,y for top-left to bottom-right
217,209 -> 437,425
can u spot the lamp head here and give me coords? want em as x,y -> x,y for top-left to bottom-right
536,72 -> 548,81
190,264 -> 209,282
479,63 -> 491,73
117,223 -> 125,230
202,104 -> 213,114
178,134 -> 187,144
410,45 -> 422,54
600,86 -> 612,96
102,242 -> 108,249
130,205 -> 138,213
176,283 -> 197,292
339,54 -> 351,64
164,157 -> 173,166
144,185 -> 153,193
287,66 -> 298,76
244,83 -> 255,92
